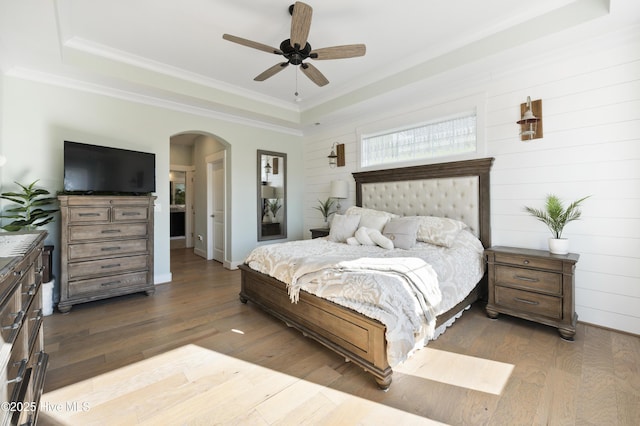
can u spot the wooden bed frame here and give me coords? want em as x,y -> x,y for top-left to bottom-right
239,157 -> 494,389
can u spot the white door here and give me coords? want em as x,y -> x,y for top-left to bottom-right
206,152 -> 225,262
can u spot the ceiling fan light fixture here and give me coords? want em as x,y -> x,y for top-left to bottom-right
222,1 -> 366,91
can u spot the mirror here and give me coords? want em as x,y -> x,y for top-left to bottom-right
257,150 -> 287,241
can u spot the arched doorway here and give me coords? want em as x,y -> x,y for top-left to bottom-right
170,132 -> 229,266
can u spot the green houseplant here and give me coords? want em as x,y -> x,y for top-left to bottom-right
523,194 -> 590,254
267,198 -> 282,221
0,180 -> 59,231
313,198 -> 335,228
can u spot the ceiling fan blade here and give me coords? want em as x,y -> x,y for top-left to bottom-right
301,63 -> 329,87
254,62 -> 289,81
222,34 -> 282,55
290,2 -> 313,49
310,44 -> 366,60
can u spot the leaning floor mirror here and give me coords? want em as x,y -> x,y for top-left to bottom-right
257,150 -> 287,241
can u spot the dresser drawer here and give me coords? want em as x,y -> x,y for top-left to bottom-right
495,265 -> 562,295
68,255 -> 149,280
6,325 -> 28,403
0,289 -> 22,345
26,285 -> 43,356
69,223 -> 149,242
495,286 -> 562,319
113,206 -> 149,222
494,253 -> 563,272
68,207 -> 110,223
68,271 -> 150,297
68,239 -> 148,261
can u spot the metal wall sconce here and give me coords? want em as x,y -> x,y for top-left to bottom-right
328,142 -> 345,168
517,96 -> 543,141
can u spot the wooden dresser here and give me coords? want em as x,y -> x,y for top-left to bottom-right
58,195 -> 155,313
0,231 -> 48,425
485,246 -> 579,340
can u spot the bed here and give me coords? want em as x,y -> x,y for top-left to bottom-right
239,157 -> 494,389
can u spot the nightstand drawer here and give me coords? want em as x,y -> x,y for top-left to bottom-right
495,265 -> 562,295
494,253 -> 563,272
495,286 -> 562,319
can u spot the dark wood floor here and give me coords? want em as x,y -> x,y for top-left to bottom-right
43,248 -> 640,425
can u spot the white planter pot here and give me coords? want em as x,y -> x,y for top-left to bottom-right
549,238 -> 569,255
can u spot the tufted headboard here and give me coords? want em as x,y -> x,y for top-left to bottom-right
352,158 -> 494,248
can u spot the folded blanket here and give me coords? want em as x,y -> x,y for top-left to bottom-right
288,256 -> 442,351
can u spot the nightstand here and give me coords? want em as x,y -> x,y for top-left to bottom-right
310,228 -> 330,239
485,246 -> 579,340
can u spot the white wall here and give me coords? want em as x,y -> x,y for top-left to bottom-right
304,25 -> 640,335
0,76 -> 305,296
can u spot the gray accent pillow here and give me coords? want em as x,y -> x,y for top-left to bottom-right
382,217 -> 419,249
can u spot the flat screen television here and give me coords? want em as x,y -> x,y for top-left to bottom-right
63,141 -> 156,195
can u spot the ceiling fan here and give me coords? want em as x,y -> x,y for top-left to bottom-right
222,1 -> 366,87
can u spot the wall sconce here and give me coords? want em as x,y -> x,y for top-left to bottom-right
328,142 -> 345,168
330,180 -> 348,213
517,96 -> 543,141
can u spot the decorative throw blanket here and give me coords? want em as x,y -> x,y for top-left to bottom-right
246,241 -> 444,366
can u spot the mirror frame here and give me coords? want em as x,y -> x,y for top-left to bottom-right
257,150 -> 287,241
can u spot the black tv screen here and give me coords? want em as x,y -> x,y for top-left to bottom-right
64,141 -> 156,194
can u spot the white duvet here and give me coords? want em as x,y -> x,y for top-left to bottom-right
244,229 -> 485,366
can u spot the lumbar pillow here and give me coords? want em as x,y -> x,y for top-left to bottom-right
382,217 -> 420,249
354,226 -> 376,246
329,214 -> 361,242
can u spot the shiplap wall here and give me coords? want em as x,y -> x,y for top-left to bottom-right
303,26 -> 640,335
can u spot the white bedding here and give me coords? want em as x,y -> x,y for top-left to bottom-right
244,229 -> 485,366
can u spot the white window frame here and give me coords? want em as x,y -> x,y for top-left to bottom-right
356,93 -> 486,171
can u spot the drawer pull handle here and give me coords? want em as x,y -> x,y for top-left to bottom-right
101,264 -> 121,269
523,260 -> 530,264
514,297 -> 539,305
13,270 -> 23,277
31,309 -> 44,322
514,275 -> 539,282
101,246 -> 121,252
101,280 -> 122,287
79,212 -> 101,217
27,283 -> 37,296
7,359 -> 28,384
122,212 -> 141,216
101,229 -> 122,234
3,311 -> 24,330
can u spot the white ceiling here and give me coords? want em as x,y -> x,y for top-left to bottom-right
0,0 -> 633,133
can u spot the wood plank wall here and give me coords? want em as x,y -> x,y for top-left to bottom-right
302,26 -> 640,335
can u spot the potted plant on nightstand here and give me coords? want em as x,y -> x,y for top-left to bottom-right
313,198 -> 335,228
523,194 -> 590,254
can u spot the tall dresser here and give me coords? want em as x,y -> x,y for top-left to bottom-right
58,195 -> 155,313
0,231 -> 48,425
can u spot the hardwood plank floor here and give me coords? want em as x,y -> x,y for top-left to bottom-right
41,248 -> 640,425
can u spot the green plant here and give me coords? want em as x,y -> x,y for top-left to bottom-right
0,180 -> 59,231
313,198 -> 335,221
267,198 -> 281,217
523,194 -> 590,239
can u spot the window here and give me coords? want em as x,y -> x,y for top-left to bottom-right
360,111 -> 477,168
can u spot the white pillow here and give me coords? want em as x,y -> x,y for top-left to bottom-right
355,227 -> 376,246
345,206 -> 399,219
410,216 -> 467,248
329,214 -> 361,242
359,214 -> 390,232
348,227 -> 394,249
368,229 -> 394,250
